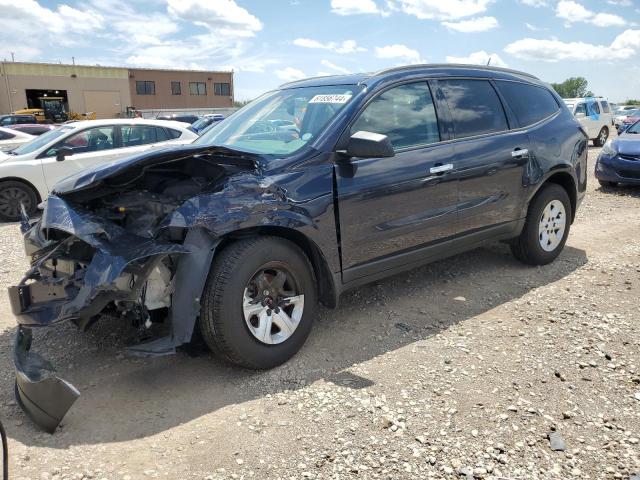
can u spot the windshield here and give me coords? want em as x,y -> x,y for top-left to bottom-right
11,126 -> 73,155
626,121 -> 640,134
195,85 -> 360,156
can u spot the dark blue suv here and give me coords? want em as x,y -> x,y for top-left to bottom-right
10,65 -> 587,432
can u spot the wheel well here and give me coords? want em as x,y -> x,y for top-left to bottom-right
0,177 -> 42,203
541,172 -> 577,222
216,226 -> 338,308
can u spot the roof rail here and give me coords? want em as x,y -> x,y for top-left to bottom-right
278,73 -> 361,88
372,63 -> 540,81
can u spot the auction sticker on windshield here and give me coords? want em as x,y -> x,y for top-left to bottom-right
309,94 -> 352,104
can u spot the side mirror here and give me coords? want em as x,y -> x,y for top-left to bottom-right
55,147 -> 73,162
345,131 -> 395,159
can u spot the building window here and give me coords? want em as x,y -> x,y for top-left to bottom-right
136,81 -> 155,95
214,83 -> 231,96
171,81 -> 181,95
189,82 -> 207,96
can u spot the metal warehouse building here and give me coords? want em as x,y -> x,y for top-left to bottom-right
0,61 -> 234,119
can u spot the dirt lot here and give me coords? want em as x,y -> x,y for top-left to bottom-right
1,142 -> 639,480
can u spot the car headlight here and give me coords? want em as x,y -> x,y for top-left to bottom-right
601,140 -> 617,156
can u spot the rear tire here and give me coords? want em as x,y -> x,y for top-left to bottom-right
511,184 -> 571,266
593,127 -> 609,147
0,180 -> 38,222
199,236 -> 317,369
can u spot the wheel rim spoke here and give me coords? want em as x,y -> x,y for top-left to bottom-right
254,310 -> 274,344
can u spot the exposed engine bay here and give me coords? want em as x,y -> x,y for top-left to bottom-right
10,145 -> 263,432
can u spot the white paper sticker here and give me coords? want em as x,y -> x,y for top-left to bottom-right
309,94 -> 352,104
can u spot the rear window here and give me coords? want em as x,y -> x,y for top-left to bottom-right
167,128 -> 182,139
439,79 -> 508,139
496,81 -> 559,128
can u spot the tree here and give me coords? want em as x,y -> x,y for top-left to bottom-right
550,77 -> 593,98
625,99 -> 640,105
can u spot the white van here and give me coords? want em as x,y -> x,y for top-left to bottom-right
564,98 -> 613,147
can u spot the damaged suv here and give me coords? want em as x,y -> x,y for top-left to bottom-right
10,65 -> 587,432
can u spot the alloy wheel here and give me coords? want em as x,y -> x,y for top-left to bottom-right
242,265 -> 304,345
0,186 -> 32,220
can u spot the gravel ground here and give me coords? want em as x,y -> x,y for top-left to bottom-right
1,142 -> 639,480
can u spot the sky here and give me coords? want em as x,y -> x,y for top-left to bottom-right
0,0 -> 639,102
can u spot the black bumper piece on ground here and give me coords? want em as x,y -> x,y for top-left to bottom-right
13,327 -> 80,433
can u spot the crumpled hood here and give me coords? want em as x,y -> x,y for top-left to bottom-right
53,143 -> 261,196
613,135 -> 640,156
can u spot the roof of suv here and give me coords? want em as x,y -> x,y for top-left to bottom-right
280,64 -> 543,89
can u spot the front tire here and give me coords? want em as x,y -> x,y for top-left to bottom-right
511,184 -> 571,266
593,127 -> 609,147
0,180 -> 38,222
199,237 -> 317,369
598,180 -> 617,188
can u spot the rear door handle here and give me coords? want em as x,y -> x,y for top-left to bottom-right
430,163 -> 453,174
511,148 -> 529,158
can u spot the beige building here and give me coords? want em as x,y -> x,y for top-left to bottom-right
129,68 -> 234,110
0,62 -> 131,119
0,62 -> 234,119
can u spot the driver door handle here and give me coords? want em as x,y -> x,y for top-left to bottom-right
429,163 -> 453,174
511,148 -> 529,158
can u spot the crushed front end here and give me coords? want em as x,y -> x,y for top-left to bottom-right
8,145 -> 258,432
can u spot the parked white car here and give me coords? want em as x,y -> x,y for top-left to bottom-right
0,119 -> 198,221
563,98 -> 613,147
0,126 -> 35,152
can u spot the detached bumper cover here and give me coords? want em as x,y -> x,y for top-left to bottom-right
13,327 -> 80,433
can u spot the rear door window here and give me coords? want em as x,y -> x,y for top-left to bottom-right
600,101 -> 610,113
121,125 -> 158,147
351,82 -> 440,150
574,104 -> 586,116
439,79 -> 508,138
496,81 -> 559,128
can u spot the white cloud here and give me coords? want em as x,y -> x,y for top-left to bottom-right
167,0 -> 262,37
0,0 -> 104,35
442,16 -> 498,32
320,59 -> 351,74
520,0 -> 548,7
556,0 -> 626,27
446,50 -> 507,67
526,22 -> 539,31
505,29 -> 640,61
607,0 -> 632,5
330,0 -> 382,15
375,44 -> 421,62
396,0 -> 492,20
274,67 -> 307,82
293,38 -> 366,53
591,12 -> 626,27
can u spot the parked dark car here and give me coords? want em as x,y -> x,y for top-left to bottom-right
596,119 -> 640,187
156,114 -> 200,124
0,114 -> 38,126
7,123 -> 57,136
188,114 -> 225,134
9,64 -> 587,432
